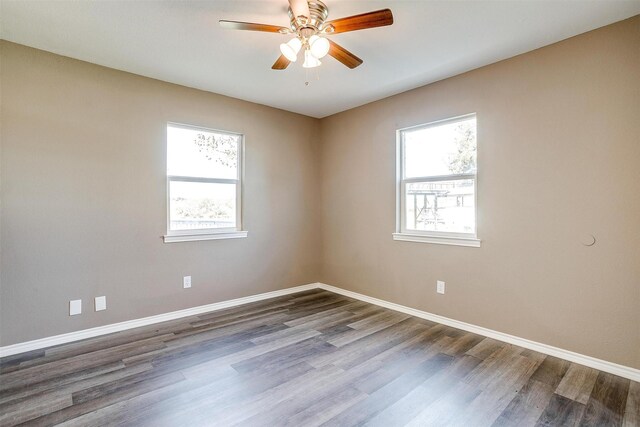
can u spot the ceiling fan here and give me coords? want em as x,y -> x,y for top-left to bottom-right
219,0 -> 393,70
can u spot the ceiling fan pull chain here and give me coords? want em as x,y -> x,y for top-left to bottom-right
304,64 -> 322,86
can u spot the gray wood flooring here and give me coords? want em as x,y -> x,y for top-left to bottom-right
1,289 -> 638,426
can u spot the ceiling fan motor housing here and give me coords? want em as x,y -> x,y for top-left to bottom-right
289,1 -> 330,33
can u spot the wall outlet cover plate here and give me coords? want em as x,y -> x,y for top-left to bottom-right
69,299 -> 82,316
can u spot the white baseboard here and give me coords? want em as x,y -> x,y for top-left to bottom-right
0,283 -> 318,358
2,281 -> 638,383
316,283 -> 640,382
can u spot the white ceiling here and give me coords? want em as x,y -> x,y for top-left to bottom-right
1,1 -> 639,118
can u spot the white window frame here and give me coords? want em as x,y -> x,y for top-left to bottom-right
393,113 -> 481,247
163,122 -> 247,243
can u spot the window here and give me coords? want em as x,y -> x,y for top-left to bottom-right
394,114 -> 480,247
164,123 -> 246,243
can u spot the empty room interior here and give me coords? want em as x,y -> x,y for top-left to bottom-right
1,1 -> 639,426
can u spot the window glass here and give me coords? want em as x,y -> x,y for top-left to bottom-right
167,126 -> 239,180
169,181 -> 236,230
404,117 -> 477,178
398,115 -> 477,238
405,179 -> 475,234
167,124 -> 242,234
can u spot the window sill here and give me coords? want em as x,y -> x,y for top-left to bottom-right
392,233 -> 481,247
163,231 -> 248,243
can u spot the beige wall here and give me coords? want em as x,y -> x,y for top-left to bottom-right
0,41 -> 321,345
1,16 -> 638,370
319,16 -> 640,369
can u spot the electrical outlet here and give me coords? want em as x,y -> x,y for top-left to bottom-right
183,276 -> 192,289
95,296 -> 106,311
437,280 -> 445,294
69,299 -> 82,316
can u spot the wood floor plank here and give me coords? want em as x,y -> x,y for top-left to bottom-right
328,312 -> 411,347
182,308 -> 291,331
134,362 -> 320,427
334,321 -> 434,371
321,353 -> 453,426
287,290 -> 339,304
150,332 -> 260,370
0,361 -> 126,405
446,354 -> 484,378
180,328 -> 321,379
189,308 -> 291,332
310,317 -> 431,370
285,295 -> 350,314
121,337 -> 251,372
0,337 -> 167,392
622,380 -> 640,427
0,362 -> 152,418
493,379 -> 555,426
194,300 -> 294,323
33,326 -> 186,364
283,301 -> 366,328
351,332 -> 453,395
452,346 -> 543,426
347,310 -> 408,330
0,350 -> 46,374
367,352 -> 481,427
580,371 -> 630,426
530,355 -> 571,389
71,365 -> 181,405
555,363 -> 599,404
249,323 -> 321,345
282,386 -> 367,427
466,337 -> 507,360
285,309 -> 356,331
535,393 -> 586,426
218,364 -> 347,426
403,381 -> 481,427
125,322 -> 284,366
24,370 -> 187,426
441,331 -> 486,357
463,344 -> 525,387
0,389 -> 72,426
55,367 -> 239,427
1,289 -> 637,427
313,307 -> 386,335
231,336 -> 336,374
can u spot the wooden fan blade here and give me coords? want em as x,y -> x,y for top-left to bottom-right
288,0 -> 310,18
328,40 -> 363,69
219,20 -> 287,33
272,54 -> 291,70
325,9 -> 393,34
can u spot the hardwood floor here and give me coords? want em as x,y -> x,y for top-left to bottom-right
1,289 -> 638,426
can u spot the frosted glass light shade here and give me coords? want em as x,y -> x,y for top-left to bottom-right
302,49 -> 321,68
309,35 -> 330,59
280,38 -> 302,62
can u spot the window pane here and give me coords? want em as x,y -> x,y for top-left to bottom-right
404,117 -> 476,178
167,125 -> 239,179
169,181 -> 236,230
405,179 -> 475,234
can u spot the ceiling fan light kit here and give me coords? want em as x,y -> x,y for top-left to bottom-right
280,38 -> 302,62
309,35 -> 330,59
219,0 -> 394,71
303,49 -> 322,68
